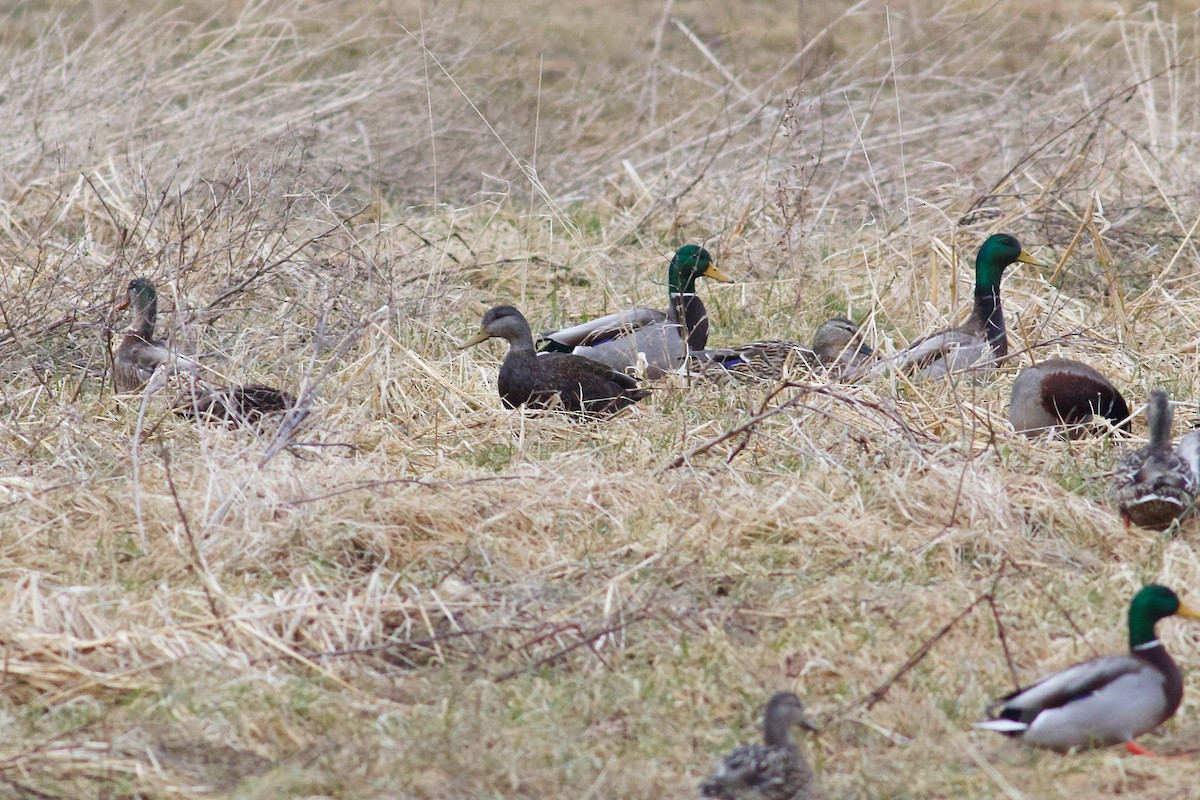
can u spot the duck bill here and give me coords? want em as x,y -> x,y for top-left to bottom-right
115,295 -> 130,311
798,714 -> 819,733
702,263 -> 734,283
1177,601 -> 1200,620
458,328 -> 491,349
1015,249 -> 1047,268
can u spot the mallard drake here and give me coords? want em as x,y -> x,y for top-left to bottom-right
975,584 -> 1200,753
700,691 -> 817,800
863,234 -> 1044,379
1112,390 -> 1197,530
461,305 -> 649,415
691,317 -> 873,382
113,278 -> 201,392
536,244 -> 733,378
1009,358 -> 1130,437
114,278 -> 294,424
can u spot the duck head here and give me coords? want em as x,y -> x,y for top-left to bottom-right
667,244 -> 733,294
974,233 -> 1044,293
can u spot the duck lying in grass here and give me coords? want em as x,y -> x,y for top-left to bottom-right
1111,390 -> 1196,530
975,584 -> 1200,754
691,317 -> 873,383
461,305 -> 648,415
536,245 -> 733,378
861,234 -> 1044,379
1009,358 -> 1130,437
701,691 -> 817,800
114,277 -> 294,425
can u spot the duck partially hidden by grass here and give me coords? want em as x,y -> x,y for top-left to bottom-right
1112,390 -> 1197,530
861,234 -> 1044,379
461,305 -> 648,415
691,317 -> 873,383
1009,358 -> 1130,437
114,278 -> 294,425
536,245 -> 733,378
975,584 -> 1200,754
114,278 -> 201,392
701,692 -> 817,800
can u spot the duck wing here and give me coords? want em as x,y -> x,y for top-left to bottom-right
865,329 -> 991,379
537,308 -> 667,351
114,335 -> 201,392
521,353 -> 649,414
566,321 -> 687,379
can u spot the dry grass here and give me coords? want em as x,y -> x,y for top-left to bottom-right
3,0 -> 1200,797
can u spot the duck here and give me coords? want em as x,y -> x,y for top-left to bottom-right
113,277 -> 294,424
700,691 -> 817,800
974,584 -> 1200,754
460,305 -> 649,415
1111,390 -> 1197,530
1009,358 -> 1130,437
861,233 -> 1044,379
113,278 -> 201,392
536,244 -> 733,378
690,317 -> 873,383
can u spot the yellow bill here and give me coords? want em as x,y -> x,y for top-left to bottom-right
1016,249 -> 1047,268
458,328 -> 492,349
702,263 -> 734,283
1176,600 -> 1200,620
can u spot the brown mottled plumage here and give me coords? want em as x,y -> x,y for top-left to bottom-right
174,384 -> 296,426
1009,358 -> 1130,437
461,305 -> 648,415
691,317 -> 872,383
1112,391 -> 1196,530
701,692 -> 817,800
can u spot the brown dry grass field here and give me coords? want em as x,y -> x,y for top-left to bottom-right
3,0 -> 1200,797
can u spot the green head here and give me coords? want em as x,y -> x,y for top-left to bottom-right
666,244 -> 732,294
118,277 -> 159,336
1127,584 -> 1200,647
974,233 -> 1043,293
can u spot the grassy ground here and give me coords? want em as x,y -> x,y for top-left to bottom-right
3,0 -> 1200,797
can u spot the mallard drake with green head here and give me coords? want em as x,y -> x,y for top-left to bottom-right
862,234 -> 1044,379
462,305 -> 648,415
114,278 -> 294,425
1009,358 -> 1130,437
536,245 -> 733,378
975,584 -> 1200,753
691,317 -> 873,383
1112,390 -> 1196,530
700,691 -> 817,800
113,278 -> 201,392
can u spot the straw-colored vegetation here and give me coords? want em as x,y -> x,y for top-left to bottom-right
3,0 -> 1200,797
